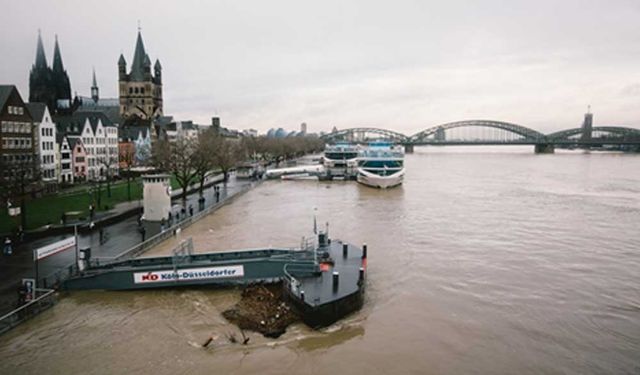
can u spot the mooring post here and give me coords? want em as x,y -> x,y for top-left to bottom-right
333,271 -> 339,292
343,243 -> 348,257
359,267 -> 365,281
300,290 -> 305,302
362,243 -> 367,259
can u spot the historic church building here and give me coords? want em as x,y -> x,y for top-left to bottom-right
29,31 -> 72,113
118,30 -> 163,124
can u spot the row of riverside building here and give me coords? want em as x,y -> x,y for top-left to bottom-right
1,30 -> 160,197
1,29 -> 243,203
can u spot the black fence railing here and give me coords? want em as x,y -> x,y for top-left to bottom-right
0,288 -> 57,335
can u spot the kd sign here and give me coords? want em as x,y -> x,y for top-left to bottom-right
141,273 -> 159,281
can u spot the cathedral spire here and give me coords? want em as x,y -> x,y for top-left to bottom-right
130,30 -> 148,81
52,34 -> 65,73
91,67 -> 99,102
50,34 -> 72,104
34,29 -> 48,69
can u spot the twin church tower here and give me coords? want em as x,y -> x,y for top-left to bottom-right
28,31 -> 71,112
29,29 -> 163,123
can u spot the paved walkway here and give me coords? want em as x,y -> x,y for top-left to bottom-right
0,175 -> 254,315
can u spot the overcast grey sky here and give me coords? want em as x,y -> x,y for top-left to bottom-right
1,0 -> 639,134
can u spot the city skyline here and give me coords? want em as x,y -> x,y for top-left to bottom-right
1,0 -> 640,133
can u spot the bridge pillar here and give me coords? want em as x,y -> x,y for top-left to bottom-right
404,144 -> 414,153
534,144 -> 555,154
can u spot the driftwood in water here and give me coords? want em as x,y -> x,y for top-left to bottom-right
222,282 -> 299,338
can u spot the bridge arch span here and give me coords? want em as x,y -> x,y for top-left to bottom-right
409,120 -> 546,143
321,127 -> 410,143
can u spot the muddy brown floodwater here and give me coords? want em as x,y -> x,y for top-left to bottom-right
1,147 -> 639,375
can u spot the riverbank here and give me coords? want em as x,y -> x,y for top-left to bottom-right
0,174 -> 254,318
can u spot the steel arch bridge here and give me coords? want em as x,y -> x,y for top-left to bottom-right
409,120 -> 546,144
321,127 -> 410,143
321,120 -> 640,152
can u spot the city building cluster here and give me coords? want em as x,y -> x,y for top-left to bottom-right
0,29 -> 249,199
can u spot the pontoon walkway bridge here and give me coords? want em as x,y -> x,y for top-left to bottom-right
321,119 -> 640,153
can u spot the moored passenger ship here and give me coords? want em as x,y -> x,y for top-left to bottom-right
356,142 -> 405,188
322,142 -> 359,179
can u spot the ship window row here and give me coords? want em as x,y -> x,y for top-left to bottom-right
325,152 -> 358,160
360,151 -> 403,158
359,160 -> 403,169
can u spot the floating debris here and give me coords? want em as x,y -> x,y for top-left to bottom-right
222,282 -> 300,338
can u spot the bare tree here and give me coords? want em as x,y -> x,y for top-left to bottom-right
119,143 -> 136,201
213,136 -> 242,182
151,137 -> 199,205
98,154 -> 118,198
0,154 -> 40,230
193,129 -> 218,197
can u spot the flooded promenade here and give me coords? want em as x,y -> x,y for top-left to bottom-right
0,147 -> 639,374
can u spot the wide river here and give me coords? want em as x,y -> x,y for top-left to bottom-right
1,147 -> 639,374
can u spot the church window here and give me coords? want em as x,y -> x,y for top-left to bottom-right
141,87 -> 145,94
129,87 -> 133,94
135,87 -> 139,94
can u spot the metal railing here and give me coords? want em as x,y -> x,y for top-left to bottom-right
0,288 -> 57,335
39,263 -> 79,289
112,182 -> 258,261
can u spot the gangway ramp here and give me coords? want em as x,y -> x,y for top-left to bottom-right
65,243 -> 316,290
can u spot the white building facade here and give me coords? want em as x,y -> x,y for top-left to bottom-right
80,117 -> 119,181
57,134 -> 73,183
26,103 -> 58,188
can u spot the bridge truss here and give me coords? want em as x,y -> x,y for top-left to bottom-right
322,121 -> 640,147
409,120 -> 546,144
321,127 -> 409,144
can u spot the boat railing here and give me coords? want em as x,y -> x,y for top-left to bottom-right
172,238 -> 194,269
282,262 -> 318,300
